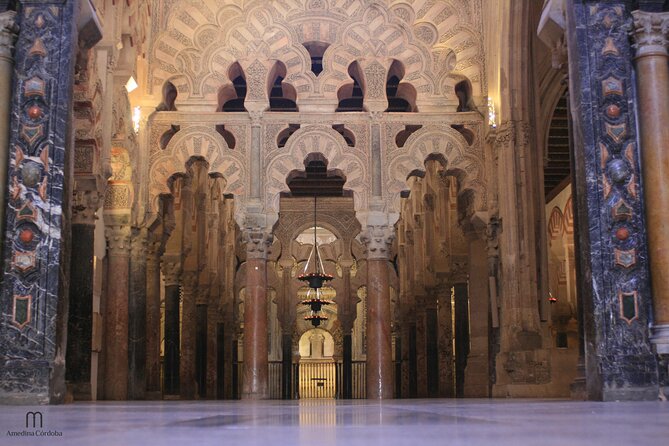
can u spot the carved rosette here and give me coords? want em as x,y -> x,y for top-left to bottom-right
631,11 -> 669,57
0,10 -> 19,60
105,225 -> 131,257
243,229 -> 273,260
360,226 -> 395,261
71,189 -> 102,226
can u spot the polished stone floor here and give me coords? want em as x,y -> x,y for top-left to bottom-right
1,399 -> 667,446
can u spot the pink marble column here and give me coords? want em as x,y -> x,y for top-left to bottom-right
631,10 -> 669,354
242,230 -> 273,399
103,225 -> 131,400
362,225 -> 395,399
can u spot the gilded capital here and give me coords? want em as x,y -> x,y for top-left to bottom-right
360,225 -> 395,260
631,10 -> 669,57
243,229 -> 273,260
0,11 -> 19,61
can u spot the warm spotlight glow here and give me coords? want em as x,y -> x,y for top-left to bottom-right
488,97 -> 497,128
132,106 -> 141,133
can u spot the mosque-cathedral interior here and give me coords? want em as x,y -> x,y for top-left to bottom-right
0,1 -> 668,419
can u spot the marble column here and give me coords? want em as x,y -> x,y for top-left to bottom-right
361,225 -> 395,399
145,235 -> 162,398
0,10 -> 17,255
464,238 -> 490,397
66,189 -> 101,400
162,258 -> 181,396
631,10 -> 669,354
103,225 -> 131,400
0,1 -> 78,404
242,229 -> 272,399
179,272 -> 197,399
128,228 -> 148,400
565,1 -> 658,400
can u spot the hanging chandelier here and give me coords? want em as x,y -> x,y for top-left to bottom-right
299,196 -> 332,327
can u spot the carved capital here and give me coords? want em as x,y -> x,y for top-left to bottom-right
249,111 -> 263,126
146,238 -> 162,271
161,256 -> 182,286
0,11 -> 19,61
243,229 -> 273,260
130,228 -> 148,259
494,120 -> 530,150
181,271 -> 198,294
631,11 -> 669,57
360,225 -> 395,260
105,225 -> 131,257
71,189 -> 102,225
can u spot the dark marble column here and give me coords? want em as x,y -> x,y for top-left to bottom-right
242,229 -> 272,399
128,228 -> 147,400
281,333 -> 292,399
361,225 -> 395,399
437,283 -> 455,398
180,271 -> 197,399
565,1 -> 659,400
631,10 -> 669,355
103,225 -> 131,400
145,236 -> 162,397
66,189 -> 101,400
0,0 -> 77,404
0,10 -> 17,255
454,283 -> 470,398
161,258 -> 181,396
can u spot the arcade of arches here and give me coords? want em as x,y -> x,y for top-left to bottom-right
0,0 -> 669,406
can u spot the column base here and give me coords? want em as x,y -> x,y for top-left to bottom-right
0,361 -> 51,405
601,386 -> 660,402
650,324 -> 669,354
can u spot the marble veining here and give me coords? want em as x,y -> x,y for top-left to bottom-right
1,399 -> 668,446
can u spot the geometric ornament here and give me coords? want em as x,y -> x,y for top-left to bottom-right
618,291 -> 638,325
12,295 -> 32,329
16,202 -> 38,221
21,124 -> 44,147
615,249 -> 636,268
612,200 -> 633,221
24,76 -> 46,97
602,76 -> 623,97
13,250 -> 36,273
606,123 -> 627,144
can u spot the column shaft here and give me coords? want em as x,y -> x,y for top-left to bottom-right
128,230 -> 147,399
632,11 -> 669,352
103,227 -> 131,400
145,244 -> 161,396
163,284 -> 181,395
242,257 -> 269,399
366,258 -> 393,399
0,11 -> 17,254
180,273 -> 197,399
66,224 -> 95,399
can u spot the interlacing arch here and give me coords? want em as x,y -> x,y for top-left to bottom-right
149,0 -> 484,108
264,125 -> 369,213
386,125 -> 487,221
149,125 -> 247,219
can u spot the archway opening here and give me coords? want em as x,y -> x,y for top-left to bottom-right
336,61 -> 365,112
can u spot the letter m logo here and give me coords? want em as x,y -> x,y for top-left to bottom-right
25,411 -> 43,428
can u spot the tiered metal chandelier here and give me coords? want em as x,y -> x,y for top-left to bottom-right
299,196 -> 333,327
